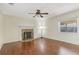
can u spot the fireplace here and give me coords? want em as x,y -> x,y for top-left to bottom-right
22,29 -> 34,40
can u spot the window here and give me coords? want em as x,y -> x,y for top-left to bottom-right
59,20 -> 77,32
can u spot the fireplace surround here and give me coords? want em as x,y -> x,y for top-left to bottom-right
22,29 -> 34,41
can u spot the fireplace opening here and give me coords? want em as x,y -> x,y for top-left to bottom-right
22,29 -> 34,40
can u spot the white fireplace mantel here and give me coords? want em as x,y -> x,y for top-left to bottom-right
17,25 -> 35,29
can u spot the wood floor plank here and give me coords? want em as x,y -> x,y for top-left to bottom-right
0,37 -> 79,55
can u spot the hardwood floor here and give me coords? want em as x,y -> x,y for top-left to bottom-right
0,37 -> 79,55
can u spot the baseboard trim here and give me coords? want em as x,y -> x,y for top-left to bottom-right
44,37 -> 79,46
0,44 -> 3,50
2,37 -> 79,47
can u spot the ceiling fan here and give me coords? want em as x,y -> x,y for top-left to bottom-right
28,9 -> 48,18
8,3 -> 15,5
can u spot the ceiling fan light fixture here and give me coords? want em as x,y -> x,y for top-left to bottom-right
33,15 -> 43,18
40,15 -> 43,18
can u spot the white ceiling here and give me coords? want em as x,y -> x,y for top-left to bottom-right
0,3 -> 79,18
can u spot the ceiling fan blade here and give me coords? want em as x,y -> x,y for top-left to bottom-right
8,3 -> 15,5
28,13 -> 35,14
40,13 -> 48,15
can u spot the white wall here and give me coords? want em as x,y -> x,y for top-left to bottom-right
3,15 -> 39,43
2,14 -> 48,44
45,9 -> 79,45
0,14 -> 3,49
